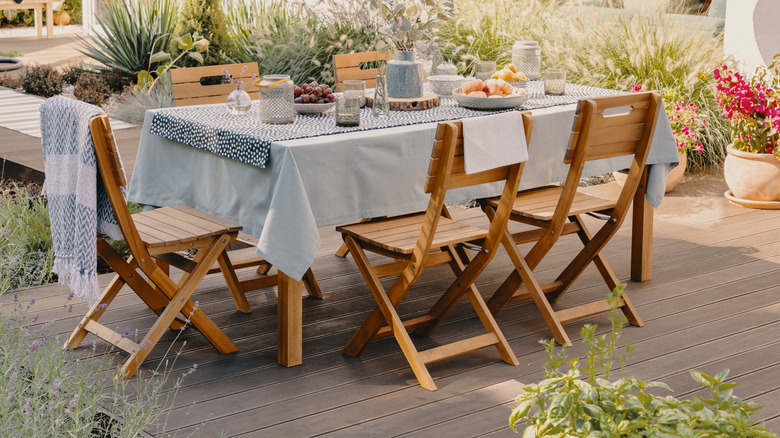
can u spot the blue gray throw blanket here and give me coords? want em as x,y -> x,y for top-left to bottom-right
40,96 -> 125,304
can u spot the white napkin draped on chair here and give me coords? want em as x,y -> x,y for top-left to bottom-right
462,111 -> 529,174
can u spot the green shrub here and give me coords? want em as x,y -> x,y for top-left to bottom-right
73,73 -> 113,106
105,83 -> 174,125
229,0 -> 377,86
78,0 -> 177,80
20,65 -> 62,97
172,0 -> 235,67
509,285 -> 776,437
0,182 -> 54,293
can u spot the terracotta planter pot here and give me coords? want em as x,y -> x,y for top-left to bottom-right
53,11 -> 71,26
724,145 -> 780,202
613,150 -> 686,193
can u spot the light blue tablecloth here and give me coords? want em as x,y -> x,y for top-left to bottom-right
128,100 -> 677,281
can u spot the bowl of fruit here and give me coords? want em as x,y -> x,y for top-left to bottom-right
452,78 -> 529,110
294,81 -> 336,114
492,64 -> 528,89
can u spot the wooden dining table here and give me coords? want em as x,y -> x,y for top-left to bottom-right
128,81 -> 678,367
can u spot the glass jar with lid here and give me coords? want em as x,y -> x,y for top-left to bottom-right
512,41 -> 541,80
257,75 -> 294,124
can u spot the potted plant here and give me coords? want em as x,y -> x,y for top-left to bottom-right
371,0 -> 455,98
714,57 -> 780,205
614,86 -> 705,192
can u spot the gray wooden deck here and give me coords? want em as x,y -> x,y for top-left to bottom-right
15,174 -> 780,437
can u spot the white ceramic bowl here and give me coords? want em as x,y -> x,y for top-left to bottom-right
294,102 -> 335,114
451,88 -> 529,110
427,75 -> 464,96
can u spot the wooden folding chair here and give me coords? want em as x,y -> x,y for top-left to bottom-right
333,51 -> 390,92
170,62 -> 260,106
481,92 -> 662,346
337,114 -> 534,390
64,115 -> 271,378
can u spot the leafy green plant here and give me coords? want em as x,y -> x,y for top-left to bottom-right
0,49 -> 23,57
135,32 -> 209,92
171,0 -> 235,67
73,73 -> 114,106
78,0 -> 177,80
20,64 -> 62,97
0,292 -> 207,436
105,82 -> 175,125
0,182 -> 54,293
508,284 -> 776,438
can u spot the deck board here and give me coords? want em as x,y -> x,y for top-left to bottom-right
8,174 -> 780,436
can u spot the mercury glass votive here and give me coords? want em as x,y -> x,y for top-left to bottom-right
544,69 -> 566,95
335,95 -> 360,127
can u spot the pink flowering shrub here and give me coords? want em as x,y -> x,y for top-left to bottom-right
714,60 -> 780,158
632,85 -> 706,155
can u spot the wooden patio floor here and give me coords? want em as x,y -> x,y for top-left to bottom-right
16,174 -> 780,437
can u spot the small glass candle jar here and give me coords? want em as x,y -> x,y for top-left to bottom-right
512,41 -> 541,80
335,95 -> 360,127
544,69 -> 566,95
343,80 -> 367,107
474,61 -> 497,81
258,74 -> 294,124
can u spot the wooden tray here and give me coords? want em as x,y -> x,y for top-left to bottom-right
366,92 -> 440,111
724,190 -> 780,209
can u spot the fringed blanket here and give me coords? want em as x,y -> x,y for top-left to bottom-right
40,96 -> 125,304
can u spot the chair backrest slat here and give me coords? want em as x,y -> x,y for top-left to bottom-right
89,116 -> 150,261
555,91 -> 661,228
333,51 -> 390,92
171,63 -> 260,107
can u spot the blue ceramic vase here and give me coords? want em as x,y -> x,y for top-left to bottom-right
386,51 -> 424,99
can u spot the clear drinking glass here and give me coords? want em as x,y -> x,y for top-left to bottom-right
474,61 -> 497,81
372,74 -> 390,117
336,95 -> 360,127
343,80 -> 367,107
544,69 -> 567,95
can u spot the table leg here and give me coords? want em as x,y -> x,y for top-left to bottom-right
631,167 -> 653,281
45,4 -> 53,38
35,6 -> 43,38
277,271 -> 302,367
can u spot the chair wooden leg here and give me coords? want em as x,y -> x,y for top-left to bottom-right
120,235 -> 239,378
570,215 -> 619,292
217,251 -> 252,313
302,268 -> 323,299
341,237 -> 435,389
498,229 -> 571,346
65,273 -> 125,350
335,241 -> 351,258
416,245 -> 518,365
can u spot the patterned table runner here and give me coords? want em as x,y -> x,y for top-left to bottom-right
150,81 -> 622,168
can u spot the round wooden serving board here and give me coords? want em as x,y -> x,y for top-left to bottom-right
366,92 -> 440,111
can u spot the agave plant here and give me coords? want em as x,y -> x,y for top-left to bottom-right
78,0 -> 177,80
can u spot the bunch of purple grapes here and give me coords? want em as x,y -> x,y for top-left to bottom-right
294,81 -> 335,104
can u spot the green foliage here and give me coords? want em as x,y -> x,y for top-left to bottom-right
62,0 -> 82,23
172,0 -> 235,67
77,0 -> 177,80
508,284 -> 776,438
228,0 -> 378,86
73,73 -> 113,106
0,294 -> 204,436
136,32 -> 209,91
0,49 -> 23,57
370,0 -> 455,51
20,65 -> 62,97
0,183 -> 54,293
105,82 -> 175,125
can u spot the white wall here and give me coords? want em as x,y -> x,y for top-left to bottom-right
724,0 -> 780,71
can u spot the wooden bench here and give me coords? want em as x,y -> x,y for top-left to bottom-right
0,0 -> 54,38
